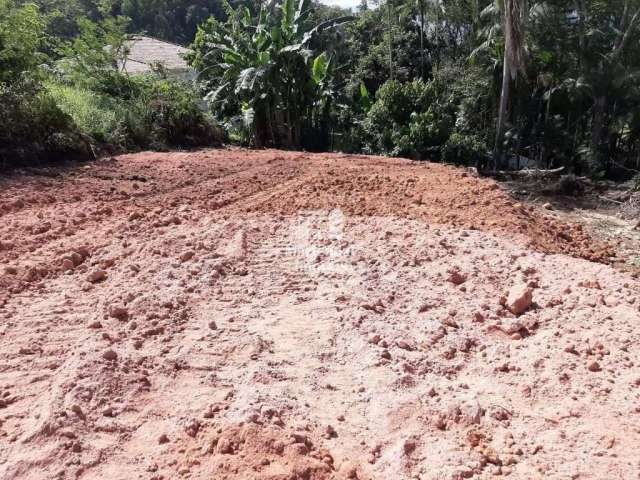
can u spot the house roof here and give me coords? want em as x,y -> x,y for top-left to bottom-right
120,35 -> 192,74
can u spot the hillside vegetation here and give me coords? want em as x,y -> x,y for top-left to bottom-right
3,0 -> 640,178
2,2 -> 640,478
1,1 -> 220,167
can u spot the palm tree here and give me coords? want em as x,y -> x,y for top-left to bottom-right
386,0 -> 395,80
493,0 -> 525,170
417,0 -> 425,78
587,1 -> 640,172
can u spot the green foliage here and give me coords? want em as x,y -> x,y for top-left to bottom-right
0,80 -> 91,167
363,79 -> 454,158
1,1 -> 220,167
470,0 -> 640,174
189,0 -> 353,148
22,0 -> 227,45
358,82 -> 372,112
48,77 -> 221,150
119,0 -> 225,44
56,16 -> 131,95
5,0 -> 640,176
442,133 -> 488,166
0,0 -> 46,83
367,80 -> 431,127
0,1 -> 91,167
362,66 -> 486,161
46,82 -> 124,144
312,52 -> 330,85
139,77 -> 222,148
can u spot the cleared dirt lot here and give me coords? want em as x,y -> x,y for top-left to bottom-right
0,149 -> 638,479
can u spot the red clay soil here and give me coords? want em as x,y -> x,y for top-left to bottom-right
0,149 -> 637,480
0,149 -> 612,274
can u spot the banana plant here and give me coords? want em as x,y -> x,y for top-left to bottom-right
191,0 -> 353,147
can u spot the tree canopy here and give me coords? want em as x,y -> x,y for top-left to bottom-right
3,0 -> 640,177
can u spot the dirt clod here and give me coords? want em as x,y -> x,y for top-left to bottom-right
505,284 -> 533,315
102,349 -> 118,361
588,361 -> 602,372
87,269 -> 107,283
109,305 -> 129,320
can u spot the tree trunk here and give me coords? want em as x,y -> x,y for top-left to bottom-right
576,0 -> 585,70
267,104 -> 276,147
418,0 -> 425,78
387,0 -> 394,80
541,86 -> 552,168
590,95 -> 608,171
493,57 -> 511,170
493,0 -> 524,171
286,109 -> 293,148
434,0 -> 440,66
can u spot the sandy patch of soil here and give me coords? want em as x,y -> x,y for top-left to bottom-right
0,149 -> 637,480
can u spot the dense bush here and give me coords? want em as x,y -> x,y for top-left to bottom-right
1,3 -> 221,168
6,0 -> 640,175
141,78 -> 222,148
362,68 -> 483,161
46,82 -> 124,144
0,1 -> 91,167
363,80 -> 439,158
0,80 -> 92,167
441,133 -> 488,166
188,0 -> 352,149
52,16 -> 221,151
49,77 -> 222,151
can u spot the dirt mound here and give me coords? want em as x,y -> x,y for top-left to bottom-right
189,422 -> 363,480
0,150 -> 612,272
240,154 -> 612,263
0,149 -> 636,480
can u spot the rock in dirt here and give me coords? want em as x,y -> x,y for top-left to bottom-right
87,269 -> 107,283
503,320 -> 524,335
448,270 -> 468,286
588,361 -> 602,372
71,405 -> 84,417
180,251 -> 195,263
109,305 -> 129,320
505,284 -> 533,315
62,258 -> 75,272
564,344 -> 578,355
403,439 -> 417,455
102,349 -> 118,361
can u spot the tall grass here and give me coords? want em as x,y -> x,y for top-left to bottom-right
46,82 -> 127,145
46,79 -> 222,152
